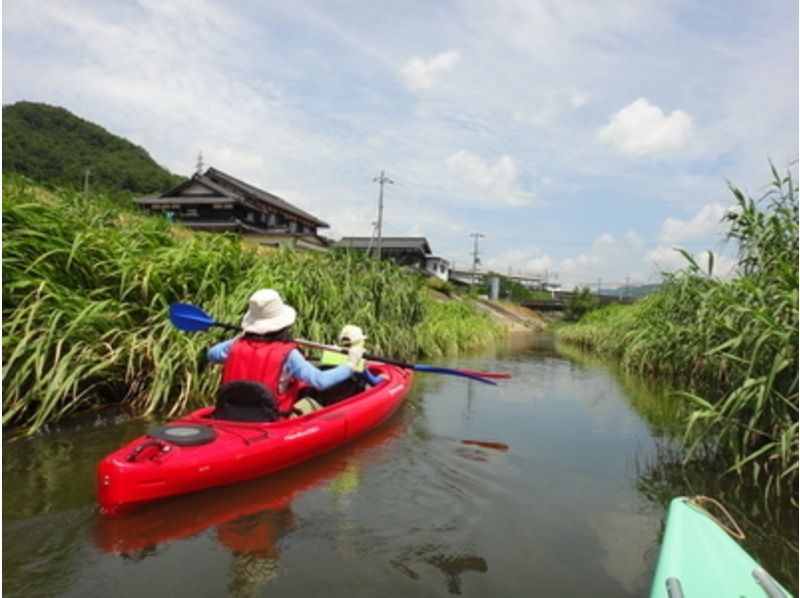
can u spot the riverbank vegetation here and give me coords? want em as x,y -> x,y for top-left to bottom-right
556,167 -> 798,499
2,176 -> 501,434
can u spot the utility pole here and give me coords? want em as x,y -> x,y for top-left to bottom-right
470,233 -> 485,285
196,151 -> 204,175
82,169 -> 91,196
372,171 -> 394,259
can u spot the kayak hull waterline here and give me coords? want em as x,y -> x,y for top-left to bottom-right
97,364 -> 413,514
650,497 -> 792,598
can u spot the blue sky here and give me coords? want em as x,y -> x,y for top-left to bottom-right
3,0 -> 798,288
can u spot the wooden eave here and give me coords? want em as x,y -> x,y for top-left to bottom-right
135,196 -> 233,206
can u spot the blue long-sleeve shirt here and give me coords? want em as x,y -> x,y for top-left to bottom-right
207,339 -> 355,390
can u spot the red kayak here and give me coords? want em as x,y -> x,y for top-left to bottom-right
93,412 -> 408,554
97,363 -> 413,514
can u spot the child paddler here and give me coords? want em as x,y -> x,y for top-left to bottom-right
287,324 -> 386,415
319,324 -> 384,387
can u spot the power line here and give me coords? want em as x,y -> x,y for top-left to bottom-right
389,178 -> 699,204
266,177 -> 708,205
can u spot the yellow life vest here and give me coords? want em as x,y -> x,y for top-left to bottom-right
320,350 -> 365,372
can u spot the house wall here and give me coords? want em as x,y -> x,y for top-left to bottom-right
424,258 -> 450,281
247,233 -> 328,253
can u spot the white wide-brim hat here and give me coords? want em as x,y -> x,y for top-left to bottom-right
241,289 -> 297,334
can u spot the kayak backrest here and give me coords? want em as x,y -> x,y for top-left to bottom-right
214,380 -> 279,422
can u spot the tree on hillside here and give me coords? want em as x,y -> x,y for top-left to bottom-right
2,101 -> 184,197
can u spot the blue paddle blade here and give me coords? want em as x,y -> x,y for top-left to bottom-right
411,364 -> 497,385
169,302 -> 217,332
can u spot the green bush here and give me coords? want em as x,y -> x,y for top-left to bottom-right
563,286 -> 601,322
416,300 -> 504,357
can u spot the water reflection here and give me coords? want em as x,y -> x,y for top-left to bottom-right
634,440 -> 799,593
555,340 -> 689,436
3,409 -> 151,520
554,339 -> 798,595
222,510 -> 292,595
4,334 -> 796,597
391,545 -> 488,595
91,411 -> 408,595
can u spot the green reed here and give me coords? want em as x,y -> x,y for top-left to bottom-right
2,176 -> 499,433
556,166 -> 798,498
416,298 -> 505,357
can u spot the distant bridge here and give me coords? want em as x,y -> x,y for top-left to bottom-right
449,269 -> 551,288
522,292 -> 635,312
448,270 -> 636,311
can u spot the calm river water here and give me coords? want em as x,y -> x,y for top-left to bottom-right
3,334 -> 797,597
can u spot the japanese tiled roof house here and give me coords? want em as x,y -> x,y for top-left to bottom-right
135,167 -> 330,251
337,236 -> 450,280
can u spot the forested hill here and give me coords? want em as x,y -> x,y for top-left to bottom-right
2,101 -> 184,196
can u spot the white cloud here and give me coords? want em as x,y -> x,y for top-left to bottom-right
513,90 -> 591,128
646,245 -> 687,271
658,203 -> 732,243
401,50 -> 460,91
525,256 -> 555,271
571,92 -> 591,108
483,228 -> 658,289
598,98 -> 694,156
485,248 -> 554,274
646,246 -> 737,278
711,253 -> 738,279
594,233 -> 616,248
624,231 -> 644,246
445,149 -> 533,206
4,0 -> 795,292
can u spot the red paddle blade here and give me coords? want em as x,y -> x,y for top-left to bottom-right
460,440 -> 509,451
456,369 -> 512,379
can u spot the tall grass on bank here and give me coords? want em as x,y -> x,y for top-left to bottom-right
556,167 -> 798,498
417,299 -> 505,357
2,176 -> 499,434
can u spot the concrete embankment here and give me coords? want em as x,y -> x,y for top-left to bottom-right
469,297 -> 551,332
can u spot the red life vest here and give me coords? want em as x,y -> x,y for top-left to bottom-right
221,338 -> 300,414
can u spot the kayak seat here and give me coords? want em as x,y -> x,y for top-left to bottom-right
300,376 -> 366,407
213,380 -> 279,422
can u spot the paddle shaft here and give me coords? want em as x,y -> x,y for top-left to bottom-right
213,327 -> 505,380
293,338 -> 411,368
294,340 -> 503,384
168,302 -> 507,383
202,321 -> 417,368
